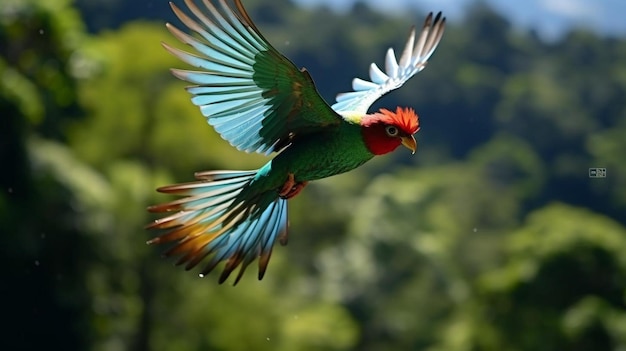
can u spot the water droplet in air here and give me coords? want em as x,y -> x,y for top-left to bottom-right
473,227 -> 478,233
198,274 -> 205,278
34,260 -> 40,266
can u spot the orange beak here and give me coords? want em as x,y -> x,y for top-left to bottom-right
400,135 -> 417,154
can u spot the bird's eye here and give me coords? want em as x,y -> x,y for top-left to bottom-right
385,125 -> 399,137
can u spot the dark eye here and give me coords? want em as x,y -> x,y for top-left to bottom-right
385,125 -> 399,137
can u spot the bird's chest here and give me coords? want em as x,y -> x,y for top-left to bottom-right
272,131 -> 374,182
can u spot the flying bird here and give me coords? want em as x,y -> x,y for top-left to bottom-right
147,0 -> 446,284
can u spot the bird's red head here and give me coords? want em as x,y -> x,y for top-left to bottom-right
361,107 -> 420,155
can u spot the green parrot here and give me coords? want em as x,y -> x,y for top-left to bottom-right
148,0 -> 446,284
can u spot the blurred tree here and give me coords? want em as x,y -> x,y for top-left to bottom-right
0,0 -> 96,349
433,203 -> 626,351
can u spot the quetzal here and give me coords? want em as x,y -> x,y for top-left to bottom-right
147,0 -> 446,284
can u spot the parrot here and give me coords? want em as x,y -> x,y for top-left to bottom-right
147,0 -> 446,284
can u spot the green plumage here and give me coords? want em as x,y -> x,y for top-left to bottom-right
268,122 -> 373,182
238,121 -> 374,211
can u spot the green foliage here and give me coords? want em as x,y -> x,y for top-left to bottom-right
0,0 -> 86,137
471,204 -> 626,351
3,1 -> 625,351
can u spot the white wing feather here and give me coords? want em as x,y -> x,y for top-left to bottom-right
332,12 -> 446,115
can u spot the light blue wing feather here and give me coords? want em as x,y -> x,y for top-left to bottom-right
332,12 -> 446,115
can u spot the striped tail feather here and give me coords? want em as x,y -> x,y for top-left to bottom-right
147,170 -> 288,285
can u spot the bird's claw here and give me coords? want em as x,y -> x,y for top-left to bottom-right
278,173 -> 308,199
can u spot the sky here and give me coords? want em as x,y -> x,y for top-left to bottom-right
293,0 -> 626,40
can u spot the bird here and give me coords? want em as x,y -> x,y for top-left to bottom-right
147,0 -> 446,285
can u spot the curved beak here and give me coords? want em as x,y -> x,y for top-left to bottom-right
400,135 -> 417,154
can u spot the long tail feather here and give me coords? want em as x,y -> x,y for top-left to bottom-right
147,169 -> 287,285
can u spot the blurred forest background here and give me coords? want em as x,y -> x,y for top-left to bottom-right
2,0 -> 625,350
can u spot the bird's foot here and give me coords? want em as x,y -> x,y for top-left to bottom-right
278,173 -> 308,199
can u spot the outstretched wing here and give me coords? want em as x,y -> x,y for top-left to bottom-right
332,12 -> 446,115
164,0 -> 342,154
